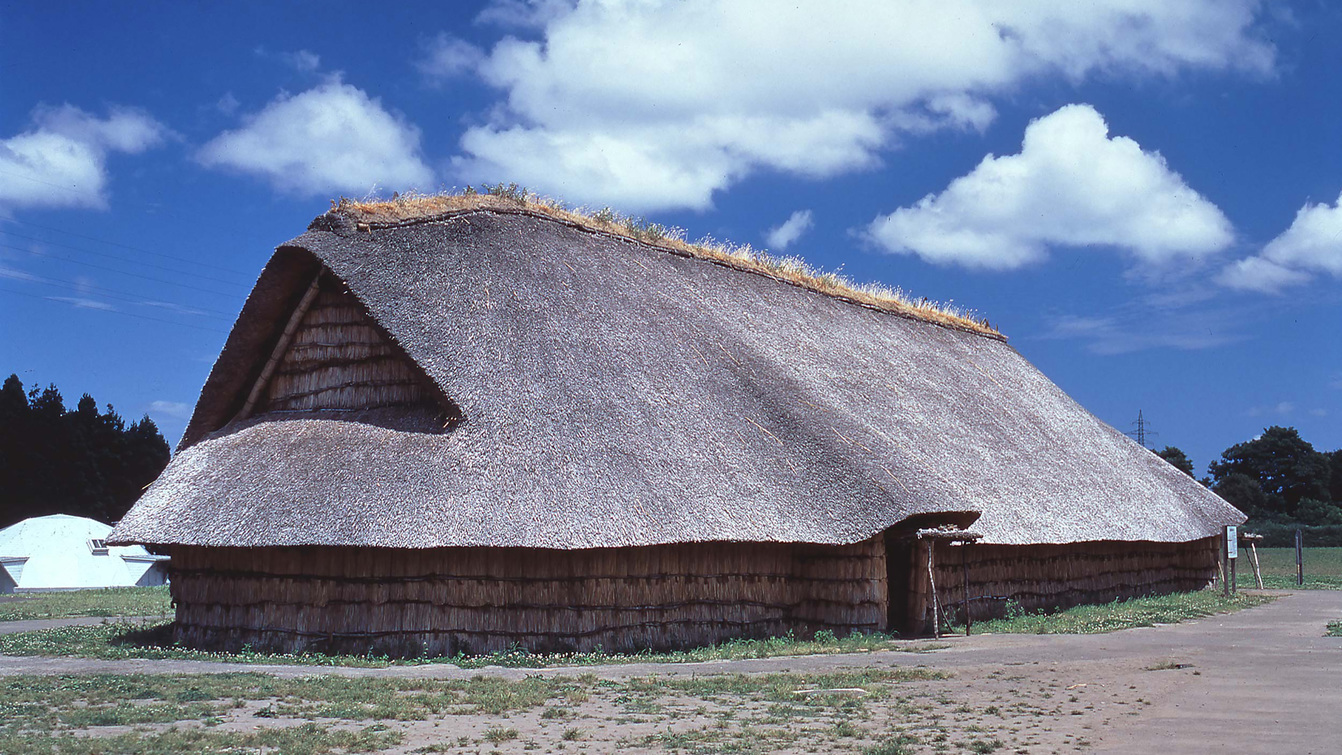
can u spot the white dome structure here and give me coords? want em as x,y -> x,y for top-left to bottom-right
0,514 -> 168,592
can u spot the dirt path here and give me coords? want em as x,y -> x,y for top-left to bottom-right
0,615 -> 165,635
2,590 -> 1338,753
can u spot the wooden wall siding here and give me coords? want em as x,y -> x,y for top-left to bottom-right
264,280 -> 429,412
167,539 -> 887,657
903,537 -> 1220,634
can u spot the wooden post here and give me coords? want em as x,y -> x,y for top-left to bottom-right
961,542 -> 971,637
927,540 -> 939,639
1230,549 -> 1237,595
1222,528 -> 1231,598
1295,528 -> 1304,586
1250,542 -> 1263,590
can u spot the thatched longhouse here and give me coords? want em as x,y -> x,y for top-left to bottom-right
110,196 -> 1242,655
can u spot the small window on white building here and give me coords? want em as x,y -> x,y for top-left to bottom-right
88,539 -> 109,555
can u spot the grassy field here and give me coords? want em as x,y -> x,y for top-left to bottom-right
0,621 -> 947,669
0,666 -> 1097,755
958,591 -> 1273,635
1235,547 -> 1342,590
0,586 -> 172,621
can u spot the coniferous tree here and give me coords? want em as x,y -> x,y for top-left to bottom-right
0,373 -> 171,527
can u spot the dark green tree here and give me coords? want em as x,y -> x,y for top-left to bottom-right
1212,473 -> 1269,518
0,373 -> 171,527
1209,426 -> 1331,518
1296,498 -> 1342,526
1329,449 -> 1342,503
1155,446 -> 1195,477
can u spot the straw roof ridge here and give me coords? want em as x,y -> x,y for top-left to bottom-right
314,192 -> 1003,340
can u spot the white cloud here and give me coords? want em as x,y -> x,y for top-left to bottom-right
1218,192 -> 1342,293
416,33 -> 485,83
148,400 -> 194,420
215,92 -> 241,116
47,295 -> 116,311
0,104 -> 167,211
1044,312 -> 1237,355
282,50 -> 322,73
0,264 -> 36,282
1247,401 -> 1295,418
765,210 -> 814,250
197,78 -> 434,197
255,47 -> 323,73
450,0 -> 1272,211
1216,256 -> 1311,293
475,0 -> 573,29
866,104 -> 1234,271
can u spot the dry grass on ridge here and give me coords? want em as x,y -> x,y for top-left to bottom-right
330,187 -> 1002,339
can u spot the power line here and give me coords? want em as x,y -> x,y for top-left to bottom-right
0,285 -> 231,334
0,241 -> 244,297
0,268 -> 236,319
0,227 -> 249,285
1,216 -> 250,276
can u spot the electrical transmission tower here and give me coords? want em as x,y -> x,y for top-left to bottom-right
1125,410 -> 1158,449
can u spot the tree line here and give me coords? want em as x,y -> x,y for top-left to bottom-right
1158,426 -> 1342,528
0,374 -> 171,528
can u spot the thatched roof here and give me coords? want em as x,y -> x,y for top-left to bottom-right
110,204 -> 1242,550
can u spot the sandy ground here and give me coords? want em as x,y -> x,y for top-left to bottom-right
1,590 -> 1338,754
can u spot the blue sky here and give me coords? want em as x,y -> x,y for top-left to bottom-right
1,1 -> 1339,475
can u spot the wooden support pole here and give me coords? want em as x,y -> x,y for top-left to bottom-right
927,540 -> 939,639
234,273 -> 323,423
961,542 -> 971,636
1250,542 -> 1263,590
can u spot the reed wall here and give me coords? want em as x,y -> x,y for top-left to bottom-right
264,279 -> 430,413
167,538 -> 886,657
901,536 -> 1220,633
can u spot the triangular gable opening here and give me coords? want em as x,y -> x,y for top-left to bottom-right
233,272 -> 457,431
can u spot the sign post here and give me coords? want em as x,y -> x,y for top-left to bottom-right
1225,525 -> 1237,595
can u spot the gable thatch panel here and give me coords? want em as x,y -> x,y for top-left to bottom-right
111,208 -> 1241,552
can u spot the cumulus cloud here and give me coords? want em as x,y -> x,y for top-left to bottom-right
865,104 -> 1234,271
0,104 -> 168,211
416,33 -> 485,83
197,79 -> 434,197
1217,192 -> 1342,293
449,0 -> 1272,210
765,210 -> 814,250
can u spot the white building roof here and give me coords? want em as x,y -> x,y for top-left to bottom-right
0,514 -> 167,591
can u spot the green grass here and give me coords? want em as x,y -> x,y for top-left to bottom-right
1326,621 -> 1341,637
0,621 -> 943,669
1236,547 -> 1342,590
0,586 -> 171,621
0,672 -> 582,729
0,724 -> 400,755
961,590 -> 1274,635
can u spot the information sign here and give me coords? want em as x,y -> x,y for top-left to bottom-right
1226,525 -> 1237,559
